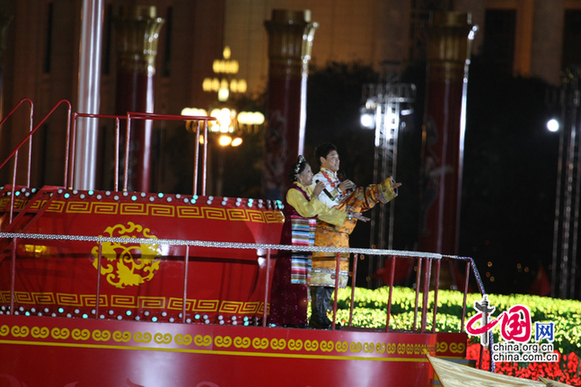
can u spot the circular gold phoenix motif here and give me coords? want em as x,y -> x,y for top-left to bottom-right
91,222 -> 161,288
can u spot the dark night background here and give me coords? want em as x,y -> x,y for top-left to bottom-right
304,56 -> 557,296
166,55 -> 559,296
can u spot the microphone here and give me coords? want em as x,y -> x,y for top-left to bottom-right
315,180 -> 334,199
337,170 -> 355,193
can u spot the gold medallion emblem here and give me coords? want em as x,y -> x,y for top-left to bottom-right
91,222 -> 161,288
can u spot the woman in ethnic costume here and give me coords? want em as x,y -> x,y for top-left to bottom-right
268,155 -> 367,328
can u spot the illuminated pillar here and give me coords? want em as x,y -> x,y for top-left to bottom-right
418,12 -> 475,254
263,10 -> 317,200
113,5 -> 164,192
74,0 -> 104,190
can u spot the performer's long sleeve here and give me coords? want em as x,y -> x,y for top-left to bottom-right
286,188 -> 346,227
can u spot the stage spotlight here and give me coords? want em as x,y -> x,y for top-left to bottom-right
546,118 -> 559,132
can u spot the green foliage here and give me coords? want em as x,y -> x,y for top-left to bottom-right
335,286 -> 581,356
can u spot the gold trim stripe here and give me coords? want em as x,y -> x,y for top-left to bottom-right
46,201 -> 65,212
32,293 -> 56,304
176,206 -> 203,218
149,205 -> 174,217
92,202 -> 118,214
0,324 -> 443,360
227,209 -> 249,221
120,203 -> 146,215
219,301 -> 243,314
1,198 -> 282,223
66,201 -> 91,213
203,207 -> 227,220
0,338 -> 431,362
3,291 -> 266,314
247,210 -> 265,223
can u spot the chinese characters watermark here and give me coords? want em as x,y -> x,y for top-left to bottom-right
465,296 -> 558,363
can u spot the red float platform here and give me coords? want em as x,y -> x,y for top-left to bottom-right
0,184 -> 469,387
0,106 -> 472,387
0,314 -> 466,386
0,186 -> 284,324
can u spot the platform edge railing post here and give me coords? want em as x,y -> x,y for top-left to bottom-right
114,118 -> 120,191
421,257 -> 432,333
432,258 -> 441,333
461,260 -> 471,331
26,102 -> 34,188
263,248 -> 271,327
193,120 -> 201,195
413,257 -> 422,331
182,245 -> 190,323
348,253 -> 358,327
385,254 -> 396,333
10,237 -> 17,314
202,120 -> 208,196
123,115 -> 131,191
95,241 -> 102,319
69,112 -> 78,188
331,252 -> 341,330
62,102 -> 72,188
9,152 -> 18,224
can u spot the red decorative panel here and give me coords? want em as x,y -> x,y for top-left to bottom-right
0,314 -> 437,387
436,332 -> 468,358
0,189 -> 284,323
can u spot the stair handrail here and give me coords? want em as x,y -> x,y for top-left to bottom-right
0,100 -> 71,224
0,99 -> 72,184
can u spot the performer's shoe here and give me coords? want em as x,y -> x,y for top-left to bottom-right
309,316 -> 331,330
322,287 -> 341,330
309,287 -> 332,329
283,323 -> 309,329
322,314 -> 341,330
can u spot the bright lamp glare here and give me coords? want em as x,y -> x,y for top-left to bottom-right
360,113 -> 375,129
181,107 -> 207,117
231,137 -> 243,147
219,135 -> 232,146
547,118 -> 559,132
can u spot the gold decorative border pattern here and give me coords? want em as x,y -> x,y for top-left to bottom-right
436,340 -> 466,354
1,197 -> 284,224
0,197 -> 28,210
0,323 -> 436,359
0,198 -> 285,223
0,291 -> 267,314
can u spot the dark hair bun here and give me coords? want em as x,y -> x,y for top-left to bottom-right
289,155 -> 307,182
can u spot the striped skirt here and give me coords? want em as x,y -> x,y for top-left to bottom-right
290,215 -> 316,285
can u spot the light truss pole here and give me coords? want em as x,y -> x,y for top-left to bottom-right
361,75 -> 415,288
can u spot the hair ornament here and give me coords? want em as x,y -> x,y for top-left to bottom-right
294,155 -> 306,174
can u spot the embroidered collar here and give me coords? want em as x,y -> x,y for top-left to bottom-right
293,181 -> 311,200
320,168 -> 339,188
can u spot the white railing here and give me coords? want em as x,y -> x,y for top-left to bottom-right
0,231 -> 485,333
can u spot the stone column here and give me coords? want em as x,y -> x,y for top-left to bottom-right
263,9 -> 317,200
531,0 -> 564,85
114,5 -> 164,192
419,12 -> 475,254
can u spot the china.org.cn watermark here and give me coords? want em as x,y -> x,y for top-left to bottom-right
465,295 -> 559,363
